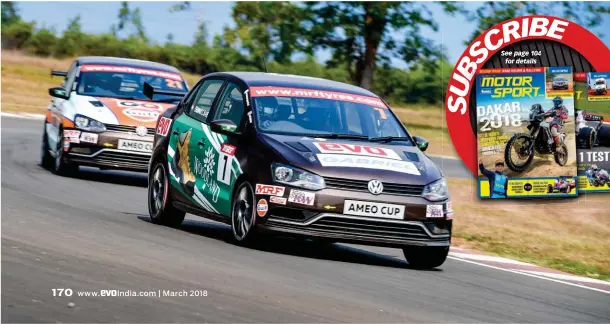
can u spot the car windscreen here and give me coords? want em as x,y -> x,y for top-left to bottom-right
251,86 -> 411,143
596,80 -> 605,85
76,65 -> 187,102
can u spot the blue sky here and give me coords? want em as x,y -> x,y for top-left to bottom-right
16,1 -> 610,66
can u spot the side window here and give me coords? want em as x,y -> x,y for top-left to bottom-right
187,79 -> 225,122
63,62 -> 78,92
212,83 -> 245,126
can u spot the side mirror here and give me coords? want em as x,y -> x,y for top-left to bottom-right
210,119 -> 239,135
49,87 -> 69,100
413,136 -> 429,152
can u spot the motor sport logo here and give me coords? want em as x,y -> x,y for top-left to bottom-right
288,189 -> 315,206
249,86 -> 388,109
156,117 -> 172,136
221,143 -> 236,156
255,184 -> 285,196
80,65 -> 183,81
313,142 -> 401,160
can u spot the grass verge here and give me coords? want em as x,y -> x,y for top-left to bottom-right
449,178 -> 610,281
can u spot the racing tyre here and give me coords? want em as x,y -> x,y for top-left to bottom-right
504,133 -> 534,172
403,246 -> 449,269
40,122 -> 54,170
554,143 -> 568,166
230,181 -> 256,244
578,127 -> 594,149
148,160 -> 185,227
598,124 -> 610,147
53,128 -> 78,176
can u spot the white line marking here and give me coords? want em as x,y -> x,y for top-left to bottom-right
1,112 -> 46,120
449,252 -> 537,266
520,270 -> 610,286
447,256 -> 610,294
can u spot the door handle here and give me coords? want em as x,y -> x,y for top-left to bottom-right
172,129 -> 179,136
197,139 -> 206,147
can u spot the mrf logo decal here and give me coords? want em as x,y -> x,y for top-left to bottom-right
157,117 -> 172,136
314,142 -> 401,160
220,143 -> 236,156
255,184 -> 285,196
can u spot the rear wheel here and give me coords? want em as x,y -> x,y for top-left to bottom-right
148,160 -> 185,227
53,127 -> 78,176
403,246 -> 449,269
231,181 -> 256,244
40,122 -> 54,169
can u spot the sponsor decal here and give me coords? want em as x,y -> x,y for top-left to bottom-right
79,132 -> 98,144
80,65 -> 183,81
288,189 -> 315,206
244,89 -> 250,106
64,130 -> 81,139
257,199 -> 268,217
323,205 -> 336,210
118,139 -> 153,153
317,154 -> 421,175
269,196 -> 287,205
157,117 -> 172,136
250,86 -> 388,109
220,143 -> 236,156
255,184 -> 285,196
194,147 -> 220,203
426,205 -> 444,218
343,200 -> 404,219
123,108 -> 160,123
314,142 -> 401,160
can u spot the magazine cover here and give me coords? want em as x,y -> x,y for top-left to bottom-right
476,67 -> 578,199
575,72 -> 610,192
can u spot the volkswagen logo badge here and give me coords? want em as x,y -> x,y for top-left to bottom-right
367,179 -> 383,195
135,126 -> 148,137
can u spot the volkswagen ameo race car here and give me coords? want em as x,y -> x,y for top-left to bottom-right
147,72 -> 452,269
41,57 -> 188,174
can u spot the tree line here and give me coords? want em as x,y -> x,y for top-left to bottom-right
2,1 -> 608,106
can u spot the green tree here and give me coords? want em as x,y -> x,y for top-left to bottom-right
194,22 -> 208,47
26,27 -> 57,56
1,1 -> 20,27
55,15 -> 84,57
464,2 -> 610,44
2,20 -> 34,49
225,2 -> 305,64
116,2 -> 147,42
303,2 -> 448,90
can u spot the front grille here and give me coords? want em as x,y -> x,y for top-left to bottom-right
324,177 -> 424,196
91,150 -> 150,168
265,215 -> 448,243
105,124 -> 156,135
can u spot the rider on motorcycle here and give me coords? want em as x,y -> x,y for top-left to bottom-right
479,159 -> 508,198
547,96 -> 569,153
586,164 -> 602,185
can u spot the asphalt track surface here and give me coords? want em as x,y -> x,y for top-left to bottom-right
2,117 -> 609,323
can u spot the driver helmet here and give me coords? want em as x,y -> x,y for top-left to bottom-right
256,96 -> 279,121
553,96 -> 563,108
591,164 -> 598,171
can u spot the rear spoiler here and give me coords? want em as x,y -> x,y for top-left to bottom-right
143,82 -> 186,100
51,70 -> 67,77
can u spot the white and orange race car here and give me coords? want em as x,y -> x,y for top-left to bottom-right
41,56 -> 188,175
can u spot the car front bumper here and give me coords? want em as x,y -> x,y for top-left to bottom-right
64,127 -> 154,172
552,84 -> 569,90
255,185 -> 452,248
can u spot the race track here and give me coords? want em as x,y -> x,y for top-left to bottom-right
2,117 -> 609,323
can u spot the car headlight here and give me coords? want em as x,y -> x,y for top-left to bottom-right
271,163 -> 325,191
74,114 -> 106,132
423,178 -> 449,201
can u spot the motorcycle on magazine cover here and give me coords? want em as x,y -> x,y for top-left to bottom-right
589,169 -> 610,188
504,104 -> 568,172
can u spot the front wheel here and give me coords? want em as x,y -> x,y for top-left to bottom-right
40,122 -> 54,169
554,143 -> 568,166
504,133 -> 534,172
148,160 -> 185,227
403,246 -> 449,269
53,128 -> 78,176
230,181 -> 256,244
